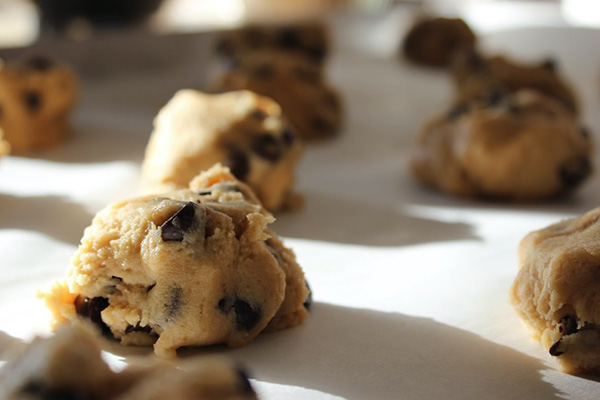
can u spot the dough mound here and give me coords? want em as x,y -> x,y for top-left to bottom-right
215,51 -> 342,141
0,55 -> 78,153
44,164 -> 310,357
0,324 -> 259,399
510,207 -> 600,375
411,89 -> 592,200
141,90 -> 303,212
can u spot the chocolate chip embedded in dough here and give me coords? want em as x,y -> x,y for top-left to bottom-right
233,298 -> 261,331
235,367 -> 256,396
559,156 -> 592,188
22,90 -> 42,113
559,315 -> 579,335
279,28 -> 301,49
251,134 -> 281,162
125,323 -> 154,334
303,280 -> 313,311
160,202 -> 197,242
227,148 -> 250,181
549,339 -> 565,356
281,127 -> 296,146
74,296 -> 110,335
166,286 -> 183,318
307,46 -> 326,62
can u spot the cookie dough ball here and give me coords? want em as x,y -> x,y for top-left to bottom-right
215,22 -> 329,64
451,51 -> 578,114
215,51 -> 342,141
411,89 -> 592,200
43,164 -> 310,357
510,208 -> 600,375
402,17 -> 476,68
0,324 -> 259,399
0,128 -> 10,156
0,55 -> 78,153
141,90 -> 302,212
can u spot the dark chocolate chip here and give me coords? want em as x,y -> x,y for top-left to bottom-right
279,28 -> 301,49
580,126 -> 591,138
251,109 -> 266,120
542,58 -> 557,72
560,315 -> 579,336
549,339 -> 564,356
22,90 -> 42,113
218,297 -> 231,313
227,148 -> 250,181
147,284 -> 156,293
23,382 -> 90,400
125,323 -> 153,334
233,298 -> 261,331
166,286 -> 183,317
24,55 -> 54,71
236,367 -> 256,396
251,134 -> 282,162
111,275 -> 123,282
160,202 -> 197,242
306,46 -> 326,62
198,190 -> 212,196
282,127 -> 296,146
303,281 -> 312,311
559,156 -> 591,188
265,239 -> 282,264
447,104 -> 469,120
252,64 -> 275,80
74,296 -> 110,335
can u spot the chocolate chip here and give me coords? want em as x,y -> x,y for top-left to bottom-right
549,339 -> 564,356
23,382 -> 90,400
111,276 -> 123,282
147,284 -> 156,293
251,134 -> 282,162
559,315 -> 579,335
542,58 -> 557,72
282,127 -> 296,146
198,190 -> 212,196
252,64 -> 275,80
279,28 -> 301,49
559,156 -> 591,188
160,202 -> 197,242
125,323 -> 153,334
227,148 -> 249,181
251,109 -> 266,120
233,298 -> 261,331
447,103 -> 468,120
265,239 -> 282,264
235,367 -> 256,396
218,297 -> 231,313
166,286 -> 183,317
303,281 -> 313,311
22,90 -> 42,113
24,55 -> 54,71
74,296 -> 110,335
306,46 -> 326,62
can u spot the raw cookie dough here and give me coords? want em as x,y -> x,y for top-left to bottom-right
0,324 -> 259,399
215,22 -> 329,64
0,55 -> 78,153
43,164 -> 310,357
215,51 -> 342,141
510,207 -> 600,375
411,89 -> 592,200
451,51 -> 578,114
141,90 -> 303,212
402,17 -> 476,67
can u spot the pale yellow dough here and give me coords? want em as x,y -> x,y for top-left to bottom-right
44,164 -> 310,357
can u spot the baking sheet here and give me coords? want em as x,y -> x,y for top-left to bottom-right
2,9 -> 600,399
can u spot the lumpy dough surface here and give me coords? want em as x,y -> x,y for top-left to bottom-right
411,89 -> 592,200
0,324 -> 259,399
0,55 -> 78,153
141,90 -> 303,212
215,51 -> 342,141
44,164 -> 310,357
510,207 -> 600,375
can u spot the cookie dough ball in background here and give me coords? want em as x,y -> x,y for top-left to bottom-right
141,90 -> 303,212
43,164 -> 310,357
0,55 -> 79,153
215,22 -> 329,65
510,208 -> 600,375
451,51 -> 579,114
411,89 -> 592,201
402,17 -> 477,68
215,51 -> 342,141
0,324 -> 260,399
